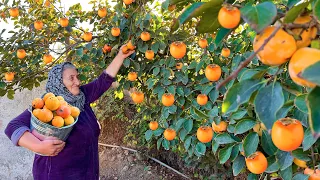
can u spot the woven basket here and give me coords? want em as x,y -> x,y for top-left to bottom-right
29,107 -> 78,141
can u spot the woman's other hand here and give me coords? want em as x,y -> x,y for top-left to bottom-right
37,139 -> 66,156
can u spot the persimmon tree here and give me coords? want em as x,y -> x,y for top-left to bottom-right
1,0 -> 320,179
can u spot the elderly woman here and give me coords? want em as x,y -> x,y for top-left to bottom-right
4,45 -> 134,180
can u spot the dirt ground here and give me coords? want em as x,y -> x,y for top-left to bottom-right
98,118 -> 188,180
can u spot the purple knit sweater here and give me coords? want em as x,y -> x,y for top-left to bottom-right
4,71 -> 115,180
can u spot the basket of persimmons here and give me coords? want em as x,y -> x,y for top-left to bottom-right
29,92 -> 80,141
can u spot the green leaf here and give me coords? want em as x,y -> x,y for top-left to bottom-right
209,89 -> 219,103
311,40 -> 320,49
188,61 -> 197,69
300,61 -> 320,86
276,103 -> 294,119
175,118 -> 186,131
276,151 -> 293,171
123,58 -> 131,68
196,10 -> 220,33
292,173 -> 309,180
168,105 -> 177,114
293,108 -> 308,127
7,89 -> 14,99
265,156 -> 280,173
0,82 -> 6,89
157,86 -> 166,100
153,67 -> 160,76
243,132 -> 259,156
153,128 -> 164,137
145,130 -> 153,141
292,148 -> 311,161
208,106 -> 218,118
302,128 -> 318,151
85,42 -> 92,50
230,144 -> 240,161
218,145 -> 233,164
138,41 -> 148,53
166,58 -> 176,68
202,85 -> 214,95
177,97 -> 185,106
215,28 -> 232,46
184,136 -> 192,150
231,55 -> 244,72
162,139 -> 170,150
222,79 -> 264,114
239,69 -> 259,82
176,86 -> 184,97
307,87 -> 320,135
170,2 -> 204,31
191,107 -> 209,119
254,82 -> 284,130
261,130 -> 277,156
161,0 -> 169,9
247,173 -> 257,180
215,133 -> 236,144
234,119 -> 256,135
196,0 -> 224,33
212,140 -> 219,154
146,78 -> 157,90
96,48 -> 103,57
179,129 -> 188,141
314,0 -> 320,22
79,74 -> 87,81
181,74 -> 188,85
284,2 -> 310,23
195,60 -> 204,73
76,48 -> 83,57
178,2 -> 204,25
195,142 -> 206,155
230,110 -> 247,120
288,0 -> 301,8
133,61 -> 141,71
151,42 -> 160,52
157,138 -> 163,150
280,165 -> 292,180
240,2 -> 277,33
232,155 -> 245,176
69,18 -> 76,26
184,119 -> 193,133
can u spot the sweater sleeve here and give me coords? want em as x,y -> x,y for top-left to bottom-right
4,109 -> 31,146
80,70 -> 116,104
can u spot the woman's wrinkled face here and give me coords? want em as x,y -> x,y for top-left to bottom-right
62,68 -> 80,95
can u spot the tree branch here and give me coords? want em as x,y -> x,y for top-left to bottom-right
311,145 -> 317,171
16,40 -> 84,82
216,25 -> 282,90
284,19 -> 318,29
47,0 -> 66,18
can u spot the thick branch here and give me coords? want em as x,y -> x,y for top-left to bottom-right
216,26 -> 282,90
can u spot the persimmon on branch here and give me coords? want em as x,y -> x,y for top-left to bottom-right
216,25 -> 282,90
